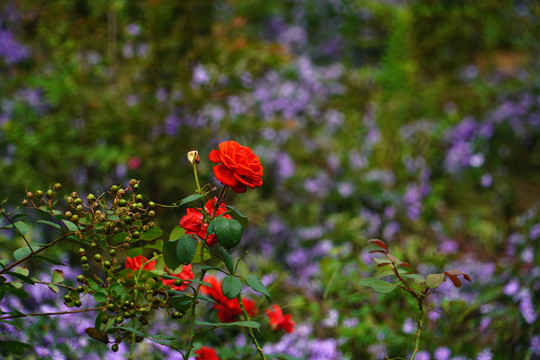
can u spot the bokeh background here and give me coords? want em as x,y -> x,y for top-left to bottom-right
1,0 -> 540,359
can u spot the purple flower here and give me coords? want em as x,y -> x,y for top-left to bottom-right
476,348 -> 493,360
530,224 -> 540,240
519,289 -> 538,324
503,279 -> 520,296
126,24 -> 141,36
275,152 -> 295,180
402,318 -> 416,334
164,114 -> 180,135
480,174 -> 492,187
192,64 -> 210,85
416,351 -> 431,360
310,338 -> 341,360
530,335 -> 540,354
0,29 -> 29,64
434,347 -> 451,360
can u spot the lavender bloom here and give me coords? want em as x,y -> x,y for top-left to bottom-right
416,351 -> 431,360
530,335 -> 540,354
403,184 -> 423,220
126,24 -> 141,36
337,182 -> 354,197
192,64 -> 210,85
518,289 -> 538,324
322,309 -> 339,327
164,114 -> 180,135
383,222 -> 400,239
0,29 -> 29,63
503,279 -> 520,296
343,317 -> 359,328
367,344 -> 387,360
275,152 -> 295,180
476,348 -> 493,360
155,88 -> 168,102
310,338 -> 341,360
434,347 -> 451,360
402,318 -> 416,334
530,224 -> 540,240
480,174 -> 492,187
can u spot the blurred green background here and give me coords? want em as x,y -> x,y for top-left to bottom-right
1,0 -> 540,359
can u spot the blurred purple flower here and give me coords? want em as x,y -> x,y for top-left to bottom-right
310,338 -> 341,360
164,114 -> 180,135
416,351 -> 431,360
0,29 -> 29,64
276,152 -> 295,180
402,318 -> 416,334
530,335 -> 540,354
503,279 -> 520,296
434,347 -> 451,360
519,289 -> 538,324
476,348 -> 493,360
529,224 -> 540,240
480,174 -> 492,187
126,24 -> 141,36
192,64 -> 210,85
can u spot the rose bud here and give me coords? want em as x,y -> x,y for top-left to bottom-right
187,149 -> 200,166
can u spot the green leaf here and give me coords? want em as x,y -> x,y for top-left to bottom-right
0,259 -> 8,269
226,205 -> 248,228
10,213 -> 29,221
62,220 -> 78,232
0,340 -> 33,356
127,247 -> 143,258
163,240 -> 181,270
195,320 -> 260,329
191,241 -> 212,263
176,235 -> 196,265
34,255 -> 66,266
109,283 -> 126,301
169,226 -> 185,241
47,284 -> 59,293
221,275 -> 242,300
14,222 -> 29,235
358,278 -> 397,294
169,295 -> 192,312
93,291 -> 108,303
218,246 -> 235,274
51,269 -> 64,283
112,232 -> 129,244
6,271 -> 34,285
245,275 -> 272,303
13,247 -> 32,261
209,217 -> 242,250
178,194 -> 204,207
141,227 -> 163,241
37,220 -> 62,230
426,273 -> 445,289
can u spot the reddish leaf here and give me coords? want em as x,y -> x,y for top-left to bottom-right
368,250 -> 387,254
85,328 -> 109,344
444,269 -> 472,288
367,239 -> 388,252
446,274 -> 462,288
386,254 -> 402,266
399,262 -> 411,268
377,262 -> 392,267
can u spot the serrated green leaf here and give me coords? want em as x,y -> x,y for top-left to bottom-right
141,227 -> 163,241
245,275 -> 272,303
209,218 -> 242,250
358,278 -> 397,294
37,220 -> 62,230
221,275 -> 242,300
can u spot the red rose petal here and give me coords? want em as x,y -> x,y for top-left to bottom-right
213,165 -> 238,187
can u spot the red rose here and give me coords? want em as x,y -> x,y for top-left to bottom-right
195,346 -> 219,360
209,141 -> 263,193
179,197 -> 231,246
125,255 -> 156,272
265,304 -> 295,333
161,264 -> 194,291
201,276 -> 258,323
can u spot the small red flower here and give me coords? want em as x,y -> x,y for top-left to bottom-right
265,304 -> 295,333
195,346 -> 219,360
125,255 -> 156,272
209,140 -> 263,193
179,197 -> 231,246
161,264 -> 194,291
201,276 -> 258,323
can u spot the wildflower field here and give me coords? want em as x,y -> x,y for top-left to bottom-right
0,1 -> 539,359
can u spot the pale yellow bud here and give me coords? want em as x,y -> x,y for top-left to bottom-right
187,150 -> 200,166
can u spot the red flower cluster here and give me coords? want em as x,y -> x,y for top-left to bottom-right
265,305 -> 295,333
161,264 -> 194,291
179,197 -> 232,246
209,141 -> 263,193
201,276 -> 257,323
195,346 -> 219,360
125,255 -> 156,272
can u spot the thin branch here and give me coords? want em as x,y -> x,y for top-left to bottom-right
0,209 -> 33,252
0,306 -> 106,320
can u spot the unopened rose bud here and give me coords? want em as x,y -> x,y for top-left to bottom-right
187,149 -> 200,166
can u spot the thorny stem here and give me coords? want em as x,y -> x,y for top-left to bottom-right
0,306 -> 106,320
237,293 -> 267,360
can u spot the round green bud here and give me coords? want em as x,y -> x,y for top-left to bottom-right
148,201 -> 155,208
132,184 -> 139,192
76,205 -> 83,211
107,303 -> 115,311
78,248 -> 85,255
109,249 -> 116,257
135,194 -> 143,202
103,260 -> 112,269
148,210 -> 155,218
67,196 -> 74,204
77,285 -> 84,292
130,203 -> 138,210
71,214 -> 79,223
123,215 -> 132,224
71,192 -> 78,198
82,264 -> 90,271
46,189 -> 54,199
76,275 -> 85,282
22,199 -> 29,206
74,300 -> 82,307
174,279 -> 183,287
124,311 -> 130,318
74,197 -> 83,205
119,199 -> 127,207
115,316 -> 123,324
111,185 -> 118,193
137,202 -> 143,210
135,335 -> 144,343
65,211 -> 72,218
94,254 -> 102,263
142,225 -> 149,232
148,221 -> 155,228
87,194 -> 96,202
132,231 -> 140,239
54,183 -> 62,191
35,190 -> 43,198
111,344 -> 119,352
90,242 -> 97,249
129,179 -> 138,187
171,311 -> 181,319
80,256 -> 88,264
64,295 -> 72,302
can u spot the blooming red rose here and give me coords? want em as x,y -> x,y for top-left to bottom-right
161,264 -> 194,291
265,304 -> 295,333
125,255 -> 156,272
179,197 -> 231,246
195,346 -> 219,360
209,141 -> 263,193
201,276 -> 258,323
